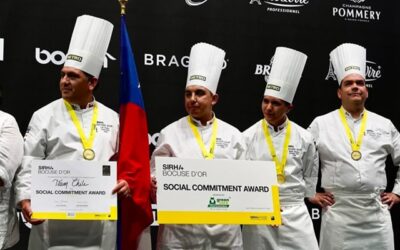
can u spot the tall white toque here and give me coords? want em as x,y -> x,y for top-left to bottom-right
64,15 -> 114,78
186,42 -> 226,94
329,43 -> 366,85
264,47 -> 308,104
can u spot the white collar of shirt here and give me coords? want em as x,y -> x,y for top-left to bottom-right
265,117 -> 288,133
69,97 -> 96,111
342,107 -> 366,122
190,112 -> 216,127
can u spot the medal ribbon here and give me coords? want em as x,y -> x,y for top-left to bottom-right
187,116 -> 218,159
64,100 -> 98,152
338,106 -> 367,153
261,119 -> 291,178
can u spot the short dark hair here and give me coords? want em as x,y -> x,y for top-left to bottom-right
83,71 -> 94,81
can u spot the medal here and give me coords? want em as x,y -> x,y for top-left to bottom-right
64,100 -> 98,161
83,148 -> 95,160
351,150 -> 362,161
277,174 -> 286,184
338,107 -> 367,162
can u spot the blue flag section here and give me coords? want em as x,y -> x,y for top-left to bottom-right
117,15 -> 153,250
120,16 -> 145,109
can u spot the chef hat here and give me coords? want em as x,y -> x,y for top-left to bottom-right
186,42 -> 226,94
329,43 -> 366,85
64,15 -> 113,78
264,47 -> 307,104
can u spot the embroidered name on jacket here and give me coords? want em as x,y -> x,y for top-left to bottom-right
96,121 -> 113,133
288,145 -> 302,157
366,129 -> 388,140
216,138 -> 231,149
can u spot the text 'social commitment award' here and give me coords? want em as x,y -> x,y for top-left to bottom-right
31,160 -> 117,220
155,157 -> 281,225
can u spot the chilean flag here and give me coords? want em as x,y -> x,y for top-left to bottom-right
117,15 -> 153,250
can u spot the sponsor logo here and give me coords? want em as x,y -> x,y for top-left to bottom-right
36,48 -> 66,65
35,48 -> 115,68
185,0 -> 208,6
148,132 -> 160,146
66,54 -> 83,62
332,0 -> 381,23
38,165 -> 54,170
254,64 -> 272,76
208,196 -> 230,208
249,0 -> 310,14
344,65 -> 360,71
0,38 -> 3,61
325,60 -> 382,88
190,75 -> 206,81
311,208 -> 320,219
266,84 -> 281,91
254,54 -> 274,84
249,215 -> 268,221
144,53 -> 228,69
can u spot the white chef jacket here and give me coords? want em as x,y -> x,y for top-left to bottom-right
242,119 -> 318,250
309,108 -> 400,250
0,111 -> 23,249
151,115 -> 245,250
14,98 -> 119,250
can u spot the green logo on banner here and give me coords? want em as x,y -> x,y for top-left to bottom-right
208,196 -> 230,208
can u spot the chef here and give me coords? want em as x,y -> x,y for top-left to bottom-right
308,43 -> 400,250
0,110 -> 23,249
242,47 -> 319,250
151,42 -> 245,250
14,15 -> 126,250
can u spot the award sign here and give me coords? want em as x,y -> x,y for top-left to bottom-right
31,160 -> 117,220
155,157 -> 281,225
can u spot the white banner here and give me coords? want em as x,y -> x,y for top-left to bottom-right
155,157 -> 281,225
31,160 -> 117,220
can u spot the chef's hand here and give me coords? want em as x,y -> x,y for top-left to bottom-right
308,192 -> 335,208
151,176 -> 157,203
112,179 -> 131,198
381,192 -> 400,209
20,199 -> 45,225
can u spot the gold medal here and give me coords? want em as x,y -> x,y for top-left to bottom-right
277,174 -> 285,184
83,149 -> 95,160
339,107 -> 367,163
64,100 -> 98,161
351,150 -> 362,161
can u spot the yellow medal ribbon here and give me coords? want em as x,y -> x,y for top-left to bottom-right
338,106 -> 368,161
261,119 -> 291,184
64,100 -> 98,160
187,116 -> 218,160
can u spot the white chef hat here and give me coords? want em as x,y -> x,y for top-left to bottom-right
329,43 -> 366,85
64,15 -> 113,78
264,47 -> 307,104
186,42 -> 226,94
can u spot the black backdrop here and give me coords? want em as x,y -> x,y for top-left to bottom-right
1,0 -> 399,249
